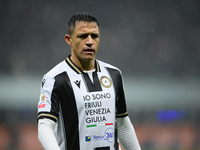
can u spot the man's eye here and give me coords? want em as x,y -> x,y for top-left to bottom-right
91,34 -> 99,39
78,34 -> 88,39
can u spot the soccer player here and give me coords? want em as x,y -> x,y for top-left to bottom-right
37,12 -> 141,150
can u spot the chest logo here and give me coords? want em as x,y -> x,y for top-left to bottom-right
42,78 -> 47,87
100,76 -> 112,88
74,80 -> 81,88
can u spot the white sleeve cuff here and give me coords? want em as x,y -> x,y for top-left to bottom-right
116,116 -> 141,150
38,118 -> 61,150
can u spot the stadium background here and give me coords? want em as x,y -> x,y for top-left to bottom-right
0,0 -> 200,149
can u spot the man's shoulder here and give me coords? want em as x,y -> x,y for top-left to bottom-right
97,60 -> 120,71
43,60 -> 67,79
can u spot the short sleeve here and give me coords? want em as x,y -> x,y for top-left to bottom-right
115,71 -> 128,118
106,67 -> 128,118
37,76 -> 59,122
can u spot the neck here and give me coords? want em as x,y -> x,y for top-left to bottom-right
70,55 -> 95,71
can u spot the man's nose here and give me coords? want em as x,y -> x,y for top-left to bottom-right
86,35 -> 93,46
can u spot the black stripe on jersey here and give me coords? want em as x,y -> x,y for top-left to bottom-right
95,146 -> 110,150
82,71 -> 102,92
106,67 -> 128,118
54,72 -> 80,150
114,121 -> 119,150
37,112 -> 59,122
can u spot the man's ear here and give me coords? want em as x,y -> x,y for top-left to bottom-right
65,34 -> 72,46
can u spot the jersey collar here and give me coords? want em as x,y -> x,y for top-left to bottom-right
65,55 -> 101,74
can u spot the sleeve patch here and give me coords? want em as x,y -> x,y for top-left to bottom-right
38,94 -> 46,108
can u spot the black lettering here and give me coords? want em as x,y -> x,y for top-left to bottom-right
106,93 -> 111,98
88,102 -> 91,108
107,108 -> 111,113
86,116 -> 107,123
102,116 -> 106,122
92,93 -> 111,100
102,93 -> 107,99
85,108 -> 111,116
96,94 -> 100,99
85,101 -> 102,109
85,110 -> 89,115
86,117 -> 91,123
83,95 -> 90,101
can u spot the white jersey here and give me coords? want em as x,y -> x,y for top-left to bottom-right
37,56 -> 128,150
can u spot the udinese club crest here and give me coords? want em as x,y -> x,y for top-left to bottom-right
100,76 -> 112,88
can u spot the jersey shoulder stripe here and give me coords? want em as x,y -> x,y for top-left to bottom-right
97,60 -> 121,72
44,60 -> 68,79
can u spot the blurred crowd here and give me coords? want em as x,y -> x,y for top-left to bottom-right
0,0 -> 200,78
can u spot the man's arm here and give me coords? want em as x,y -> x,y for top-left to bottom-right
116,116 -> 141,150
38,118 -> 61,150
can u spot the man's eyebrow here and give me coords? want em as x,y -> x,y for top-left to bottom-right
77,33 -> 99,37
91,33 -> 99,36
77,33 -> 89,36
78,32 -> 99,35
77,33 -> 89,37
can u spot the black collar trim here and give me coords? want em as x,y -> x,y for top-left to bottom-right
65,55 -> 101,74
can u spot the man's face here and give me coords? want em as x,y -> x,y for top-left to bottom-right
67,21 -> 100,63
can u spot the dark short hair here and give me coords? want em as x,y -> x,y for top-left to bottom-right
67,12 -> 99,36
